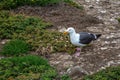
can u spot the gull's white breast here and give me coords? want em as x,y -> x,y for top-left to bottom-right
70,33 -> 86,46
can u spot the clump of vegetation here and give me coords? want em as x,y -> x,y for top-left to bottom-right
0,0 -> 83,10
61,74 -> 71,80
83,66 -> 120,80
0,55 -> 57,80
64,0 -> 83,9
0,11 -> 52,39
117,18 -> 120,22
12,28 -> 76,54
0,11 -> 75,55
1,39 -> 30,56
0,0 -> 60,9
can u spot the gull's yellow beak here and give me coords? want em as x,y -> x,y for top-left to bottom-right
63,31 -> 68,35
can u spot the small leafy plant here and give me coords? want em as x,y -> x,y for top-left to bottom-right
0,55 -> 57,80
83,66 -> 120,80
1,39 -> 30,56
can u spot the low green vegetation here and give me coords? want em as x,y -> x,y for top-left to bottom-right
0,54 -> 71,80
64,0 -> 83,9
0,10 -> 52,39
117,18 -> 120,22
0,11 -> 75,54
83,66 -> 120,80
0,55 -> 57,80
0,0 -> 83,10
1,39 -> 30,56
12,28 -> 76,54
61,74 -> 72,80
0,0 -> 60,9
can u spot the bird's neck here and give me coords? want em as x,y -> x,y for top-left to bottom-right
70,32 -> 77,40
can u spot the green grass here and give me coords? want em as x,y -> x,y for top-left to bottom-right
0,10 -> 52,39
1,39 -> 30,56
83,66 -> 120,80
0,55 -> 57,80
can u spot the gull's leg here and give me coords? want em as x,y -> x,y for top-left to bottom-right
74,47 -> 81,57
76,48 -> 81,51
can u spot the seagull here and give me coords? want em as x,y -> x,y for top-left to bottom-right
64,27 -> 101,57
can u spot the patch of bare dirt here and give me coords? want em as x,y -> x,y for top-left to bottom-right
12,2 -> 101,31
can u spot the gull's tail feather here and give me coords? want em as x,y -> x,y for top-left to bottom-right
90,33 -> 101,40
96,34 -> 102,39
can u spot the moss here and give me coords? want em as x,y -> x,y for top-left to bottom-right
83,66 -> 120,80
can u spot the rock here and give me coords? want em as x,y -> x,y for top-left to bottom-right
58,27 -> 66,32
89,5 -> 94,9
100,10 -> 107,14
100,47 -> 108,50
1,41 -> 6,44
97,16 -> 103,20
49,61 -> 61,65
59,54 -> 72,60
0,56 -> 4,59
111,40 -> 117,43
104,41 -> 110,44
85,0 -> 90,3
66,66 -> 89,79
107,61 -> 114,67
1,39 -> 10,45
63,61 -> 74,68
96,0 -> 100,2
118,54 -> 120,57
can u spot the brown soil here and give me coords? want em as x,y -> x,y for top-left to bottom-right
12,3 -> 101,31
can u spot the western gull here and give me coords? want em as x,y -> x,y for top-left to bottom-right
64,27 -> 101,57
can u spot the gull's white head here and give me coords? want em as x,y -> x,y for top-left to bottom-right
64,27 -> 75,35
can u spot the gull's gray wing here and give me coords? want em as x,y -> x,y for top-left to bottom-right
79,32 -> 96,44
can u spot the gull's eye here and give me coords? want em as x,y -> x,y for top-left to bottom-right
69,29 -> 71,31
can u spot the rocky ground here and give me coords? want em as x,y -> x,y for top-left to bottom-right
48,0 -> 120,79
0,0 -> 120,80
